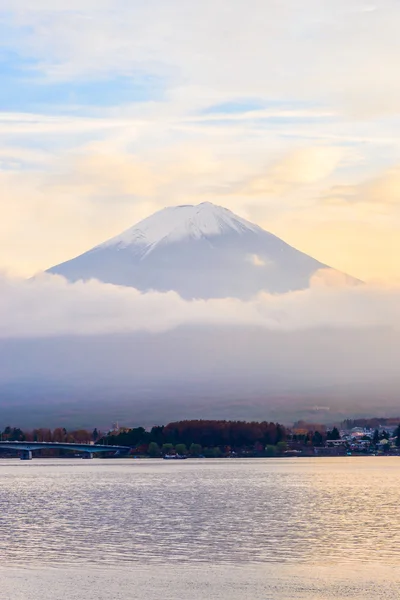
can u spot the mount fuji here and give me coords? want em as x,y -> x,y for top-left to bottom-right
47,202 -> 353,299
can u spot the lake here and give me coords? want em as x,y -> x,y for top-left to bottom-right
0,457 -> 399,599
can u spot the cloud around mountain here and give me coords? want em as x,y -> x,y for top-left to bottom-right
1,271 -> 398,424
0,271 -> 398,338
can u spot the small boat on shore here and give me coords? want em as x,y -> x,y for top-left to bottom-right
163,454 -> 187,460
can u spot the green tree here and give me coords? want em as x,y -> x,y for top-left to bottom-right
277,441 -> 288,454
148,442 -> 161,457
162,443 -> 174,455
276,424 -> 285,443
202,447 -> 215,458
9,428 -> 25,441
395,425 -> 400,448
189,443 -> 202,456
175,443 -> 187,456
150,426 -> 165,445
265,445 -> 277,457
327,427 -> 340,440
373,429 -> 380,446
312,431 -> 324,447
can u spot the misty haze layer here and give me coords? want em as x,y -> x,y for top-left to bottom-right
0,271 -> 399,427
0,327 -> 398,428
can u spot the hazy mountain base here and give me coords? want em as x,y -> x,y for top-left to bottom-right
0,326 -> 398,428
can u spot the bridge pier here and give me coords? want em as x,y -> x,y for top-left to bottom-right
20,450 -> 32,461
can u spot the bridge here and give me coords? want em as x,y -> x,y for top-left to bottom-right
0,441 -> 131,460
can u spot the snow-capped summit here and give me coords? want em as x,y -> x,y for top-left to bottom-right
98,202 -> 261,252
48,202 -> 354,299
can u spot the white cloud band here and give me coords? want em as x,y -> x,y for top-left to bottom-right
0,273 -> 398,338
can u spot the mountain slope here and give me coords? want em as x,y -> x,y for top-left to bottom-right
47,202 -> 350,299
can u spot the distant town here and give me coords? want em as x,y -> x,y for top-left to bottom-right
0,417 -> 399,458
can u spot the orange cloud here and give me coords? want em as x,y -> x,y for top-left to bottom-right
238,147 -> 348,197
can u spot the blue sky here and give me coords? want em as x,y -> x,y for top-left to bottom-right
0,52 -> 165,112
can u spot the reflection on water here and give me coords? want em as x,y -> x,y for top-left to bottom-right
0,457 -> 399,599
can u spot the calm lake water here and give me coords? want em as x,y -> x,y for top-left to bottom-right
0,457 -> 399,599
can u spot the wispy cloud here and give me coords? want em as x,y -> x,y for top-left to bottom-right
188,109 -> 337,123
324,167 -> 400,206
236,147 -> 349,197
1,0 -> 400,114
0,273 -> 398,338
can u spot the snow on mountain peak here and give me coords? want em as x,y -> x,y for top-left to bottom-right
48,201 -> 359,299
99,202 -> 262,251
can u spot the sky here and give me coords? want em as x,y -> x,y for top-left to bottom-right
0,0 -> 399,284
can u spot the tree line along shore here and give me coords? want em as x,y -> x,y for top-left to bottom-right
1,419 -> 400,458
